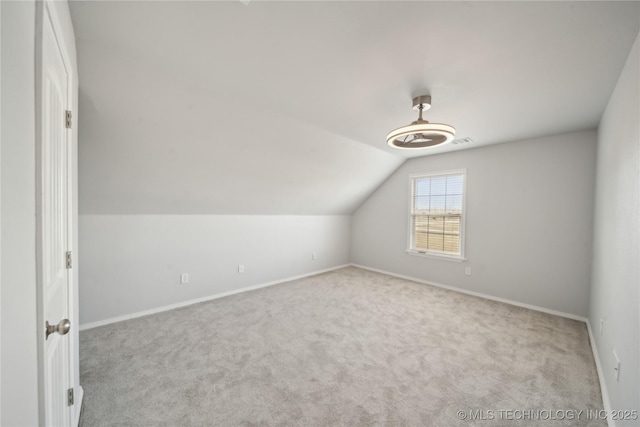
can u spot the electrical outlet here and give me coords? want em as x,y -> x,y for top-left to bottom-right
180,273 -> 189,284
465,267 -> 471,276
613,350 -> 621,382
238,264 -> 245,274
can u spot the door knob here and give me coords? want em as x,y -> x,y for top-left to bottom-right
46,319 -> 70,339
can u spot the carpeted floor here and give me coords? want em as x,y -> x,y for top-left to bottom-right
79,267 -> 605,426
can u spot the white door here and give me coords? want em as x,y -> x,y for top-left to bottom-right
39,3 -> 73,425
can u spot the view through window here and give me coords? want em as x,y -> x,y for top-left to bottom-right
410,171 -> 465,258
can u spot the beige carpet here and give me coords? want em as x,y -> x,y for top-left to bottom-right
79,267 -> 605,426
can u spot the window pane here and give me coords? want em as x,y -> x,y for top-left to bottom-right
445,195 -> 462,214
430,177 -> 447,195
446,175 -> 463,195
413,215 -> 429,250
415,179 -> 431,196
444,216 -> 460,235
413,231 -> 428,250
414,195 -> 430,211
429,196 -> 445,214
443,234 -> 460,254
414,215 -> 429,230
427,216 -> 444,234
427,232 -> 444,252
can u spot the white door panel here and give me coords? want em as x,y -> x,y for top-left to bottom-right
40,4 -> 72,425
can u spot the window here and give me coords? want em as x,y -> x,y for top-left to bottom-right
408,170 -> 466,260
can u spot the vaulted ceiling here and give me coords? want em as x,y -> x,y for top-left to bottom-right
70,1 -> 639,215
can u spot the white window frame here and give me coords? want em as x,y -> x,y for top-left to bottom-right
406,169 -> 467,262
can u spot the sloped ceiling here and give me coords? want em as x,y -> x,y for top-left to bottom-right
70,1 -> 639,215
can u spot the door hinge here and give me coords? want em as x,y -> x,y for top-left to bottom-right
66,251 -> 72,269
67,388 -> 74,406
65,110 -> 72,129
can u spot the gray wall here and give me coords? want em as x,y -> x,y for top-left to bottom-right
79,215 -> 350,325
351,130 -> 597,318
590,33 -> 639,423
1,1 -> 39,424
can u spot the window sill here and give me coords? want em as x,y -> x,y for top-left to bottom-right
405,250 -> 467,262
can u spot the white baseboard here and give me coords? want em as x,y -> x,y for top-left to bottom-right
80,264 -> 351,331
586,319 -> 614,427
350,263 -> 588,322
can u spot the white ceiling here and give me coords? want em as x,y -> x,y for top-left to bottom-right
70,1 -> 639,214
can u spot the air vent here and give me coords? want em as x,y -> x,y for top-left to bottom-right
451,137 -> 473,145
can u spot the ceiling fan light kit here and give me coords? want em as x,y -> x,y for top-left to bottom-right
386,95 -> 456,150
